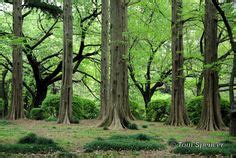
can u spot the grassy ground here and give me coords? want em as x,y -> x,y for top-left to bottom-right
0,119 -> 235,157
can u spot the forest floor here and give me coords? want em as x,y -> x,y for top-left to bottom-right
0,119 -> 235,157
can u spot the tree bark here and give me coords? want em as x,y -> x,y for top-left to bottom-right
122,0 -> 134,121
143,93 -> 151,109
98,0 -> 132,129
230,53 -> 236,136
211,0 -> 236,136
9,0 -> 24,120
2,70 -> 9,117
99,0 -> 110,120
228,8 -> 236,136
58,0 -> 73,124
167,0 -> 190,126
196,73 -> 203,96
197,0 -> 225,131
32,83 -> 48,108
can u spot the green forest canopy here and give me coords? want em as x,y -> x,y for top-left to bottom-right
0,0 -> 235,129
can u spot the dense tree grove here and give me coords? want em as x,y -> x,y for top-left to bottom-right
0,0 -> 235,138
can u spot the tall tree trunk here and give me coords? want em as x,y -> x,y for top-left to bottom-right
99,0 -> 110,120
98,0 -> 132,129
197,0 -> 225,131
9,0 -> 24,120
228,0 -> 236,136
2,70 -> 9,117
230,52 -> 236,136
123,0 -> 134,121
167,0 -> 190,126
58,0 -> 73,124
211,0 -> 236,135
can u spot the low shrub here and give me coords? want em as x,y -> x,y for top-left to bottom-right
57,152 -> 78,157
41,95 -> 58,118
173,142 -> 236,156
109,134 -> 158,141
129,100 -> 146,120
36,137 -> 55,145
186,96 -> 202,125
220,140 -> 233,144
74,96 -> 99,119
0,144 -> 62,154
187,96 -> 230,125
142,124 -> 148,128
84,134 -> 166,152
84,140 -> 165,152
18,133 -> 55,145
0,133 -> 63,154
174,146 -> 224,155
46,116 -> 57,122
127,123 -> 138,130
146,99 -> 170,122
18,133 -> 37,144
42,94 -> 99,121
30,108 -> 45,120
133,134 -> 151,141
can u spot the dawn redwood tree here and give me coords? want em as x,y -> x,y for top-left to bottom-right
9,0 -> 24,120
2,70 -> 9,117
58,0 -> 73,124
99,0 -> 109,120
167,0 -> 190,126
123,0 -> 133,121
229,36 -> 236,135
197,0 -> 225,131
0,69 -> 9,117
99,0 -> 133,129
211,0 -> 236,135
